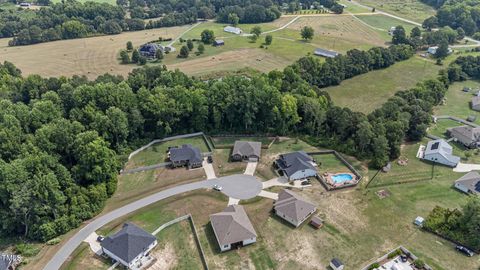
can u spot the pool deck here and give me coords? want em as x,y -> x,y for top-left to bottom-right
321,172 -> 359,190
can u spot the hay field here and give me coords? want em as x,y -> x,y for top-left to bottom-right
356,0 -> 436,23
285,15 -> 386,49
0,26 -> 189,79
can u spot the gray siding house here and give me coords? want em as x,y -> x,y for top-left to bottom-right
472,96 -> 480,111
210,205 -> 257,252
274,190 -> 316,227
422,139 -> 460,167
231,141 -> 262,162
454,171 -> 480,195
100,223 -> 157,269
168,144 -> 203,169
448,125 -> 480,148
275,151 -> 317,181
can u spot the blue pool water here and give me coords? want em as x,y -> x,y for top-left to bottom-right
331,174 -> 353,183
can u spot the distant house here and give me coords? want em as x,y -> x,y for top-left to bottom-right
168,144 -> 203,169
231,141 -> 261,162
388,26 -> 396,35
454,171 -> 480,195
472,96 -> 480,111
313,48 -> 339,58
19,2 -> 31,7
139,43 -> 163,58
427,46 -> 452,55
224,26 -> 242,35
467,115 -> 477,122
210,205 -> 257,252
0,254 -> 21,270
447,125 -> 480,148
101,223 -> 157,270
213,39 -> 225,46
330,258 -> 345,270
274,190 -> 316,227
275,151 -> 317,181
422,139 -> 460,167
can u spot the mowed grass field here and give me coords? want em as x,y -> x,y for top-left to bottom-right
62,137 -> 479,270
356,0 -> 436,23
0,13 -> 396,79
324,56 -> 443,113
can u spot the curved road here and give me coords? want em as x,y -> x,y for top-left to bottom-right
44,180 -> 212,270
44,174 -> 264,270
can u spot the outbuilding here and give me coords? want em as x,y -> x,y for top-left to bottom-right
310,216 -> 324,229
330,258 -> 344,270
313,48 -> 339,58
224,26 -> 242,35
472,96 -> 480,111
213,40 -> 225,46
414,216 -> 424,227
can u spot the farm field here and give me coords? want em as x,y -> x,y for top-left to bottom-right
355,0 -> 436,23
62,137 -> 478,270
0,13 -> 396,79
355,14 -> 417,40
324,56 -> 443,113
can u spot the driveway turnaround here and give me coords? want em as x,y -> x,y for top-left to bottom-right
210,174 -> 263,200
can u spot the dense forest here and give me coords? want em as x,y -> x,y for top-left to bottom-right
0,43 -> 451,241
421,0 -> 480,36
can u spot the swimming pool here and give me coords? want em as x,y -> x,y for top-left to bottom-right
331,173 -> 353,183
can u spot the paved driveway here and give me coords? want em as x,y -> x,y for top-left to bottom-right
244,161 -> 257,175
258,190 -> 278,200
202,158 -> 216,179
83,232 -> 102,255
454,162 -> 480,172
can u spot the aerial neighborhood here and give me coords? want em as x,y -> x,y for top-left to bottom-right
1,0 -> 480,269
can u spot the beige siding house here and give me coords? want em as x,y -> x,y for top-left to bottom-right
274,190 -> 316,227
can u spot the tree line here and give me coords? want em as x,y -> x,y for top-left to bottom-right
421,0 -> 480,36
0,43 -> 451,241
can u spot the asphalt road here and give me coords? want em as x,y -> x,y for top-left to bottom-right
43,180 -> 212,270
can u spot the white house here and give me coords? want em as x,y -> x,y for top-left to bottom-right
427,46 -> 453,55
275,151 -> 317,181
224,26 -> 243,35
330,258 -> 345,270
422,139 -> 460,167
274,190 -> 316,227
454,171 -> 480,195
210,205 -> 257,252
101,223 -> 157,269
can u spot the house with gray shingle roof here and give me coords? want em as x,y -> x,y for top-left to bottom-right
0,254 -> 21,270
210,205 -> 257,252
231,141 -> 261,162
100,223 -> 157,269
448,125 -> 480,148
472,96 -> 480,111
168,144 -> 203,169
454,171 -> 480,195
275,151 -> 317,181
274,190 -> 316,227
422,139 -> 460,167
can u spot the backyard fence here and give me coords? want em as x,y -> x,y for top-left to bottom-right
208,134 -> 277,150
433,115 -> 480,128
307,150 -> 363,191
359,246 -> 433,270
151,214 -> 209,270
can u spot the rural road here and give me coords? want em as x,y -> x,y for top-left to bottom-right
349,0 -> 480,48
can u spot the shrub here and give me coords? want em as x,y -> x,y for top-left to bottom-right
15,243 -> 40,257
46,238 -> 61,245
368,263 -> 380,270
138,56 -> 147,65
387,249 -> 402,259
414,259 -> 425,268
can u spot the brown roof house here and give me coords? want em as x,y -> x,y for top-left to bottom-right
448,125 -> 480,148
210,205 -> 257,252
231,141 -> 262,162
274,190 -> 317,227
472,96 -> 480,111
454,171 -> 480,195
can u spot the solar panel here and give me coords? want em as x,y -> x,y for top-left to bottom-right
431,142 -> 440,150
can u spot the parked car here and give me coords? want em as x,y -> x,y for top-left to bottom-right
456,245 -> 474,257
207,156 -> 213,163
301,180 -> 310,186
213,185 -> 223,191
97,235 -> 105,242
400,255 -> 408,262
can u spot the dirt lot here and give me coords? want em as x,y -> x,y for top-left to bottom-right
0,25 -> 189,80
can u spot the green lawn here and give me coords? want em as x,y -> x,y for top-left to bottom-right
312,153 -> 351,173
356,14 -> 417,39
50,0 -> 117,4
434,80 -> 480,124
127,136 -> 209,168
325,56 -> 443,113
339,0 -> 373,14
428,118 -> 461,139
211,136 -> 275,148
355,0 -> 436,24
